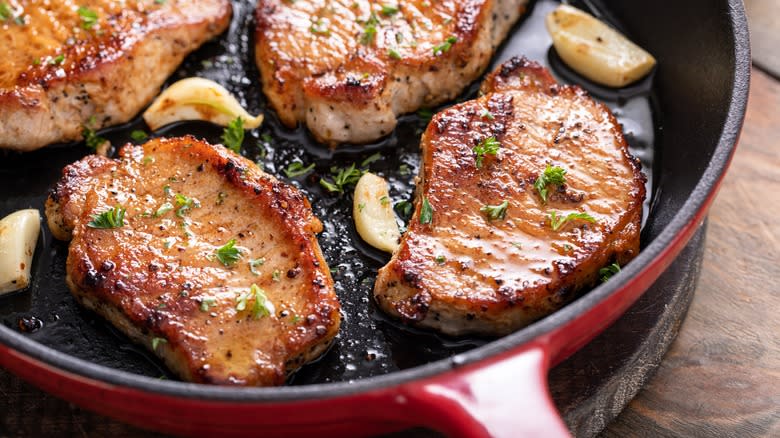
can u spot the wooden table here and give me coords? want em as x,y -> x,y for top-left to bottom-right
0,68 -> 778,437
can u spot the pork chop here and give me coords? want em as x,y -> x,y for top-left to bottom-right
254,0 -> 529,146
374,57 -> 646,336
0,0 -> 231,151
45,136 -> 340,386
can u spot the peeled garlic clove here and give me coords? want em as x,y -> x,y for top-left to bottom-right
143,77 -> 263,131
353,173 -> 401,253
0,209 -> 41,294
546,4 -> 656,88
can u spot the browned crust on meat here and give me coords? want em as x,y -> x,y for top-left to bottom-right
374,57 -> 646,336
254,0 -> 528,145
47,136 -> 340,385
0,1 -> 232,151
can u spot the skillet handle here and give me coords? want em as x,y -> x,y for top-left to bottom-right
401,343 -> 570,438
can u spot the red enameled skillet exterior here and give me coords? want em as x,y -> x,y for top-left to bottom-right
0,0 -> 750,436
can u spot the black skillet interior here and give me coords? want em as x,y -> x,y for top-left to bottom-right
0,0 -> 745,387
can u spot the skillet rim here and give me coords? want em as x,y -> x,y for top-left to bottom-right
0,0 -> 750,403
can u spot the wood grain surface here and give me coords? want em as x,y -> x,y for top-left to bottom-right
0,70 -> 777,438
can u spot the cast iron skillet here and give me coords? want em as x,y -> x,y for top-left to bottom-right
0,0 -> 749,436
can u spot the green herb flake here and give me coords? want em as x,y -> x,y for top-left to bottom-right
0,3 -> 12,21
221,117 -> 244,153
473,136 -> 500,168
154,0 -> 166,4
260,134 -> 273,144
416,108 -> 433,121
216,191 -> 227,205
250,284 -> 274,319
480,108 -> 495,120
394,200 -> 413,221
511,242 -> 523,249
380,4 -> 399,15
310,18 -> 330,36
284,161 -> 315,178
434,255 -> 446,264
290,315 -> 302,324
359,12 -> 380,45
398,164 -> 411,176
379,195 -> 390,206
361,152 -> 382,168
358,202 -> 366,212
142,156 -> 155,165
32,58 -> 41,66
249,257 -> 266,275
77,6 -> 98,30
534,165 -> 567,203
548,211 -> 596,231
419,196 -> 433,224
388,48 -> 402,60
130,130 -> 148,142
272,270 -> 281,282
50,54 -> 65,65
82,125 -> 106,150
215,239 -> 242,266
319,163 -> 364,194
151,337 -> 167,350
599,263 -> 621,282
153,202 -> 173,218
199,297 -> 216,312
433,36 -> 457,56
480,200 -> 509,221
174,193 -> 199,218
87,206 -> 126,229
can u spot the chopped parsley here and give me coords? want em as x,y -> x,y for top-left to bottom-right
512,242 -> 523,249
249,258 -> 266,275
599,263 -> 621,282
419,196 -> 433,224
153,202 -> 173,217
549,211 -> 596,231
87,206 -> 126,229
434,255 -> 446,264
357,202 -> 366,212
272,270 -> 281,282
473,136 -> 500,168
380,4 -> 399,16
319,163 -> 364,194
399,164 -> 411,176
199,297 -> 216,312
361,152 -> 382,167
359,12 -> 380,45
82,125 -> 106,150
379,195 -> 390,206
394,200 -> 413,221
50,54 -> 65,65
534,165 -> 567,203
0,3 -> 12,21
215,239 -> 242,266
433,36 -> 457,56
480,108 -> 495,120
174,193 -> 199,218
130,130 -> 148,142
221,117 -> 244,153
77,6 -> 98,30
480,200 -> 509,221
309,18 -> 330,36
284,161 -> 315,178
151,337 -> 167,350
236,285 -> 274,319
416,108 -> 433,121
388,48 -> 402,60
251,284 -> 274,318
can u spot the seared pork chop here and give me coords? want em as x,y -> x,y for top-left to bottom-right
374,57 -> 646,336
255,0 -> 528,145
0,0 -> 231,151
45,136 -> 340,385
